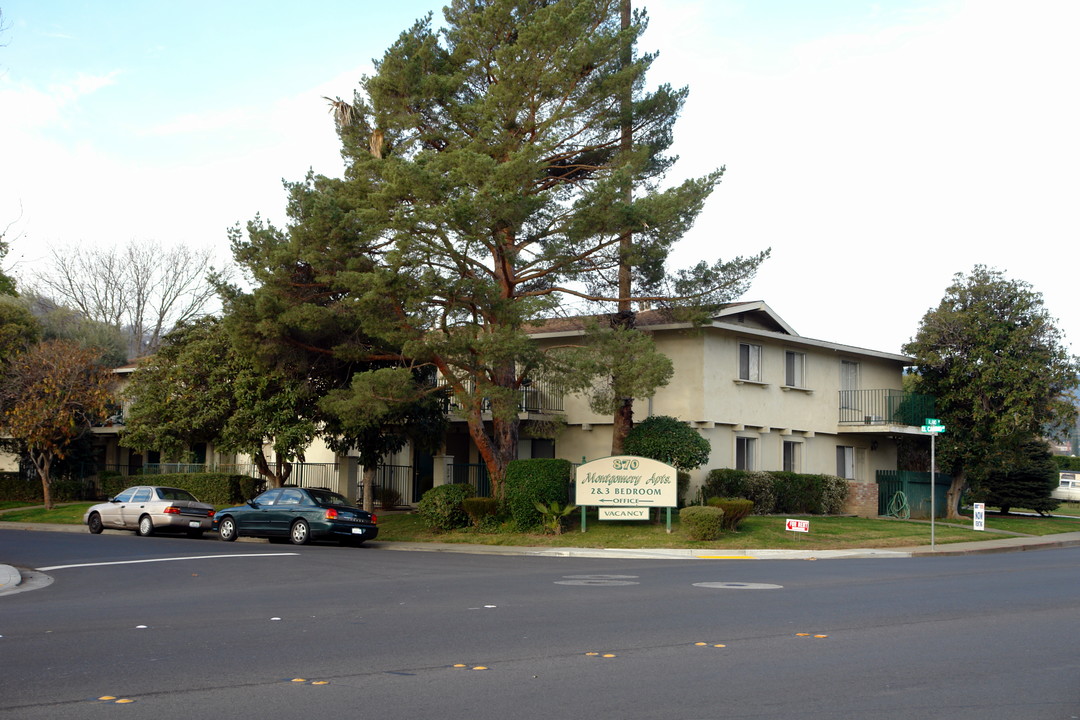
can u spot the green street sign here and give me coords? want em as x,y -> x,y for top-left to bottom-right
920,425 -> 946,433
925,418 -> 942,426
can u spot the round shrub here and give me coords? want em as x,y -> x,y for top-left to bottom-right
417,483 -> 475,531
707,497 -> 754,530
623,415 -> 711,471
679,505 -> 725,541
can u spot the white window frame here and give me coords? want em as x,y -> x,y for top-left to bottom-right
736,436 -> 756,470
738,342 -> 762,382
783,440 -> 801,473
785,350 -> 806,388
836,445 -> 855,479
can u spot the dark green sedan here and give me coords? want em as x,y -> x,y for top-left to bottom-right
213,487 -> 378,546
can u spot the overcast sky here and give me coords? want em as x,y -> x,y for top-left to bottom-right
2,0 -> 1077,355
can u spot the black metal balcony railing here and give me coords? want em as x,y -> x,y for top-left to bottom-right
438,377 -> 564,415
838,389 -> 935,427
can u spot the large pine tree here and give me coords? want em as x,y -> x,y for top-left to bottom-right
237,0 -> 765,498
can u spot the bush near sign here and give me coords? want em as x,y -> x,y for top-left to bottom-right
575,456 -> 678,508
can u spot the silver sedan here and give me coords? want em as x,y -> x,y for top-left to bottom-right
84,486 -> 216,538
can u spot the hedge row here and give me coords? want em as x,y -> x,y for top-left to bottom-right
98,472 -> 264,505
703,469 -> 849,515
0,473 -> 92,503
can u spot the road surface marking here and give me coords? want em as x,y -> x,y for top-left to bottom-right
39,553 -> 299,571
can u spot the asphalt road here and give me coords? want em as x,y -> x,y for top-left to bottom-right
2,529 -> 1079,720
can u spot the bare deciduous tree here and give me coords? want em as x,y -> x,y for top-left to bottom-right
29,240 -> 224,358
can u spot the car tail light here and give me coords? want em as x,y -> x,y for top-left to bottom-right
206,509 -> 215,517
164,506 -> 180,514
370,513 -> 377,525
325,508 -> 338,520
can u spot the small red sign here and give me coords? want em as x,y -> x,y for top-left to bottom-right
785,519 -> 810,533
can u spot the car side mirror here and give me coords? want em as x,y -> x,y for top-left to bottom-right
247,500 -> 259,508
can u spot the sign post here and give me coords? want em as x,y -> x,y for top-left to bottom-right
921,419 -> 946,549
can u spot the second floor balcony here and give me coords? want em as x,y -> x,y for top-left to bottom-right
839,389 -> 935,430
438,376 -> 565,417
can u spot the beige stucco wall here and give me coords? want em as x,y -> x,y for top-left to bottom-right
549,320 -> 911,501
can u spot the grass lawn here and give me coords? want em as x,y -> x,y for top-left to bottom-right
374,511 -> 1079,550
0,502 -> 95,524
3,503 -> 1079,550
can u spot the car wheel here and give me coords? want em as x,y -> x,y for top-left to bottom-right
87,512 -> 103,534
137,515 -> 155,537
218,516 -> 238,542
289,519 -> 310,545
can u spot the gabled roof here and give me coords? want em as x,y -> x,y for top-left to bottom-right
526,301 -> 913,364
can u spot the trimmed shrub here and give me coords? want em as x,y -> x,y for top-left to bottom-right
704,469 -> 849,515
819,475 -> 850,514
679,505 -> 725,541
462,497 -> 500,529
97,472 -> 261,505
504,458 -> 572,531
707,497 -> 754,530
417,483 -> 475,531
374,486 -> 403,509
703,468 -> 749,500
742,471 -> 777,514
623,415 -> 711,471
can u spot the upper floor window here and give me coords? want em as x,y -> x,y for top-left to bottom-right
739,342 -> 762,382
785,351 -> 806,388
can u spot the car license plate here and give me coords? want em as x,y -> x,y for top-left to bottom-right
188,521 -> 201,528
351,528 -> 365,535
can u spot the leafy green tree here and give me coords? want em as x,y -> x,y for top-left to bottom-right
23,293 -> 127,366
0,340 -> 114,508
239,0 -> 764,499
622,414 -> 711,471
975,438 -> 1059,515
223,202 -> 448,510
903,266 -> 1080,518
121,318 -> 317,487
0,297 -> 40,363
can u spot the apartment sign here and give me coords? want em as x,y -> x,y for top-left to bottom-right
575,456 -> 678,508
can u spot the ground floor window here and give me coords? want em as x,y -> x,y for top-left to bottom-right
736,437 -> 756,470
836,446 -> 855,479
783,441 -> 801,472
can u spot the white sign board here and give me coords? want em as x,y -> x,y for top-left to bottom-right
575,456 -> 678,508
599,508 -> 650,521
973,502 -> 985,531
785,518 -> 810,533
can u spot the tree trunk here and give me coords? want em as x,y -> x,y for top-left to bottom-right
609,0 -> 635,455
32,452 -> 53,511
945,471 -> 966,520
611,397 -> 633,454
253,449 -> 291,488
361,464 -> 377,513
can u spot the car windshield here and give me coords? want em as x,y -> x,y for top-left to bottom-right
308,490 -> 348,506
156,488 -> 199,502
